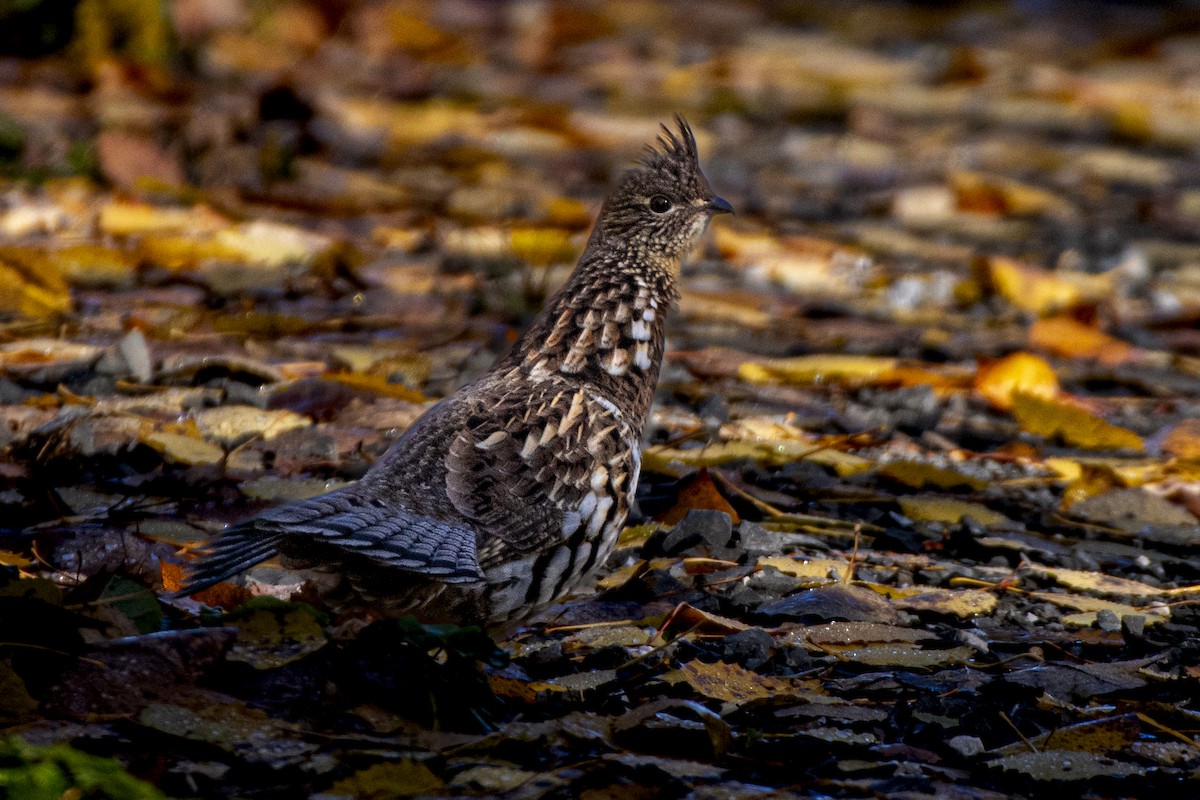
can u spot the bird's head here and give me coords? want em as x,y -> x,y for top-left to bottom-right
593,115 -> 732,263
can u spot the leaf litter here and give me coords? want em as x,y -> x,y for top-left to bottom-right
2,1 -> 1200,798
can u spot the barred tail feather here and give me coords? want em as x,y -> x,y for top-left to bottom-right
177,527 -> 284,596
177,489 -> 485,598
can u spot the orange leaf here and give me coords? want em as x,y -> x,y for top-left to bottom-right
659,468 -> 740,525
1029,316 -> 1137,365
1159,419 -> 1200,460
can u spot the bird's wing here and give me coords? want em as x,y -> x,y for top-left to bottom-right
444,380 -> 637,558
180,489 -> 483,596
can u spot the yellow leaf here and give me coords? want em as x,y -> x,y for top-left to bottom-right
877,461 -> 987,491
898,496 -> 1010,527
870,584 -> 998,618
1028,591 -> 1168,627
738,355 -> 898,387
951,171 -> 1066,217
757,555 -> 847,582
98,202 -> 226,237
987,256 -> 1079,316
0,551 -> 32,568
975,352 -> 1060,410
142,432 -> 225,466
642,442 -> 871,477
0,247 -> 71,319
1011,393 -> 1143,451
488,675 -> 568,703
508,226 -> 581,266
1032,566 -> 1164,598
1044,457 -> 1083,481
324,372 -> 427,402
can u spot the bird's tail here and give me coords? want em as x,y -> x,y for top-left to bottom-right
175,492 -> 343,597
175,525 -> 284,597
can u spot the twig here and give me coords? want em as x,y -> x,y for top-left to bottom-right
999,710 -> 1039,753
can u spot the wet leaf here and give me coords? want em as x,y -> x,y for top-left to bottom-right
677,659 -> 797,705
194,406 -> 310,447
898,496 -> 1011,527
222,599 -> 329,669
989,750 -> 1144,781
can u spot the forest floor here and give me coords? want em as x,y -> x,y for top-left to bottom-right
2,1 -> 1200,797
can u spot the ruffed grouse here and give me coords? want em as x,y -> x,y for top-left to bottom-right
182,116 -> 731,625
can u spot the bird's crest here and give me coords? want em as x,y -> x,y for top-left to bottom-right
639,114 -> 699,171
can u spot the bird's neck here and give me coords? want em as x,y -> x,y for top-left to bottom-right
500,247 -> 679,420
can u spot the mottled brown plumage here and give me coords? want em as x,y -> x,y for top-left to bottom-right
181,116 -> 731,625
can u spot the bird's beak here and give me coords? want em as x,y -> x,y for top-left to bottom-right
706,196 -> 734,215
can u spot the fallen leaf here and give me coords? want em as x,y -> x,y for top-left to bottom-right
1011,392 -> 1144,451
878,461 -> 988,490
989,750 -> 1144,781
974,351 -> 1060,410
986,256 -> 1080,315
1031,565 -> 1164,598
898,496 -> 1011,527
223,600 -> 329,669
678,659 -> 797,705
659,469 -> 740,525
0,247 -> 71,319
1029,316 -> 1139,365
324,371 -> 427,402
738,354 -> 898,387
1158,418 -> 1200,460
870,584 -> 999,618
757,555 -> 847,583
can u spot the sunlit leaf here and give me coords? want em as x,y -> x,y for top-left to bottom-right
1011,392 -> 1144,451
738,354 -> 898,387
757,555 -> 847,583
898,496 -> 1011,527
987,256 -> 1081,316
974,351 -> 1060,410
1029,316 -> 1138,365
877,461 -> 987,490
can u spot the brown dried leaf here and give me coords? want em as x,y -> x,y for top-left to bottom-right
659,469 -> 740,525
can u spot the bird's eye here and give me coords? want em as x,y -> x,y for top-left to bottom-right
649,195 -> 672,213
